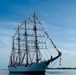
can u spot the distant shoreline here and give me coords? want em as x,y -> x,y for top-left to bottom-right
0,69 -> 7,70
47,67 -> 76,70
0,68 -> 76,70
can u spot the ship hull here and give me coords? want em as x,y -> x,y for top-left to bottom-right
8,62 -> 47,73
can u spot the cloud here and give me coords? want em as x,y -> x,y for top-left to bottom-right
61,49 -> 76,67
48,48 -> 76,68
0,29 -> 13,36
40,21 -> 76,53
0,21 -> 20,26
0,30 -> 12,69
68,29 -> 76,34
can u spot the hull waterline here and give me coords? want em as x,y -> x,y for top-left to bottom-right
8,62 -> 47,73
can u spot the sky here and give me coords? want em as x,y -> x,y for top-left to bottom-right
0,0 -> 76,69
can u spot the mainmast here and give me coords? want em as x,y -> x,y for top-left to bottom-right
33,12 -> 39,63
18,26 -> 21,64
24,20 -> 28,65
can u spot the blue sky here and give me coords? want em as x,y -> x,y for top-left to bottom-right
0,0 -> 76,68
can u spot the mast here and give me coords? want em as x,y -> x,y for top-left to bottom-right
18,26 -> 21,64
12,36 -> 15,64
33,12 -> 39,63
25,20 -> 28,65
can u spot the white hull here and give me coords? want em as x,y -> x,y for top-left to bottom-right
8,62 -> 47,73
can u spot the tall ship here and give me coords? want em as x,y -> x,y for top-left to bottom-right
8,13 -> 62,73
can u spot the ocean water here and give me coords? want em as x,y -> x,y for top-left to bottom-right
0,69 -> 76,75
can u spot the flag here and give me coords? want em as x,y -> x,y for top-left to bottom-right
39,21 -> 42,25
28,18 -> 30,20
35,15 -> 38,20
44,31 -> 48,35
43,27 -> 45,30
56,48 -> 58,51
60,57 -> 62,60
26,18 -> 31,23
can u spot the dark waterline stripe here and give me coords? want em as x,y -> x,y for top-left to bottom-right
9,71 -> 45,74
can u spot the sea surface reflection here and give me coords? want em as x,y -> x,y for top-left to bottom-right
0,69 -> 76,75
8,73 -> 45,75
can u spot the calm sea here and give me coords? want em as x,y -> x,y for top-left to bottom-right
0,69 -> 76,75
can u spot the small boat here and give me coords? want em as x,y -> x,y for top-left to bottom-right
8,12 -> 61,73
